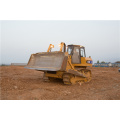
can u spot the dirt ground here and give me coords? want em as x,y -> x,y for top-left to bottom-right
0,66 -> 120,100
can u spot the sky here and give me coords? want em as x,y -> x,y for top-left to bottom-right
0,20 -> 120,64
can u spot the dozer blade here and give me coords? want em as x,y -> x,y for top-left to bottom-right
25,52 -> 68,71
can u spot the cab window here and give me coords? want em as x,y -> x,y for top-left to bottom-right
74,47 -> 80,55
80,48 -> 86,57
68,46 -> 73,55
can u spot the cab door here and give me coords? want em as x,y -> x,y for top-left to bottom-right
72,46 -> 81,64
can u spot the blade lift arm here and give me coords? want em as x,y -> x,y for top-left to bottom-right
47,42 -> 66,52
59,42 -> 66,52
47,44 -> 54,52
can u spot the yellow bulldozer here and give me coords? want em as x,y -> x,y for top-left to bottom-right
26,42 -> 93,84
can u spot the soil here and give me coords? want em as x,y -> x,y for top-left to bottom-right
0,66 -> 120,100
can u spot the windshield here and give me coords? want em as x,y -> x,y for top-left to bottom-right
67,46 -> 73,55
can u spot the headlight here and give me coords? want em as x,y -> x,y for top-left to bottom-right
86,60 -> 93,64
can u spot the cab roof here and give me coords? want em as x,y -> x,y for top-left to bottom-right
67,44 -> 84,47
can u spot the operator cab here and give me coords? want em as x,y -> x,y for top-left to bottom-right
67,45 -> 86,64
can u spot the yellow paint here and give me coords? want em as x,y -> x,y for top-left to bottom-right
45,71 -> 63,79
73,57 -> 92,67
45,43 -> 92,84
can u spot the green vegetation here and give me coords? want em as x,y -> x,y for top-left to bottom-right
97,60 -> 105,63
97,60 -> 99,63
101,61 -> 105,63
0,64 -> 10,66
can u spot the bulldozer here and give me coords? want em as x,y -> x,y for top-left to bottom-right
25,42 -> 93,84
